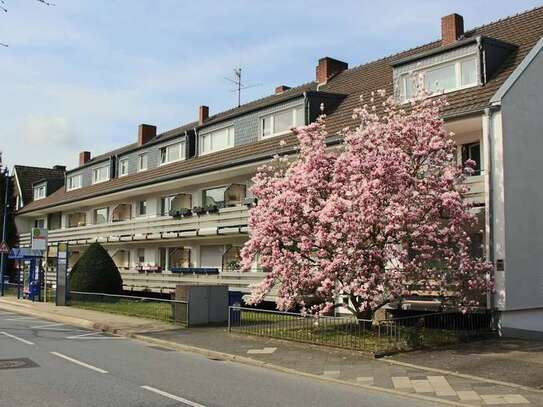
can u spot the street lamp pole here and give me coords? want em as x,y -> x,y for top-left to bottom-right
0,167 -> 10,296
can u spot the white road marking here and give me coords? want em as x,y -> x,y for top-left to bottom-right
50,352 -> 108,374
65,331 -> 122,340
141,385 -> 206,407
31,323 -> 66,329
1,331 -> 35,345
5,316 -> 38,321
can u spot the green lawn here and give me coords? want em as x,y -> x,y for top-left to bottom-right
232,311 -> 460,352
68,298 -> 177,323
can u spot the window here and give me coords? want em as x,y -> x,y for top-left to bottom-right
159,247 -> 191,270
34,218 -> 45,229
137,248 -> 145,265
461,142 -> 481,175
92,164 -> 110,184
119,158 -> 129,177
138,153 -> 148,172
400,55 -> 478,102
67,174 -> 82,191
33,182 -> 46,200
48,212 -> 62,230
68,212 -> 86,228
203,186 -> 228,208
261,105 -> 304,138
199,126 -> 235,155
160,142 -> 184,165
93,207 -> 109,224
160,195 -> 175,215
137,200 -> 147,216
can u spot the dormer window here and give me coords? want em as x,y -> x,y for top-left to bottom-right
261,105 -> 304,138
67,173 -> 82,191
199,126 -> 234,155
138,153 -> 148,172
33,182 -> 46,200
119,158 -> 129,177
92,164 -> 110,184
160,141 -> 185,165
399,55 -> 478,102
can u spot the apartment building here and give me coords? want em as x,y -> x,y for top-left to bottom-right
14,7 -> 543,336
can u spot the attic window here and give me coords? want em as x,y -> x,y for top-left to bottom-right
67,173 -> 82,191
33,182 -> 47,200
393,43 -> 480,103
261,105 -> 304,138
399,55 -> 478,102
92,164 -> 110,184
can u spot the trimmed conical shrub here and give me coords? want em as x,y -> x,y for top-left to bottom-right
68,243 -> 123,294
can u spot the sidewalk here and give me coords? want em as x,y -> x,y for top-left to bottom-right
1,296 -> 542,407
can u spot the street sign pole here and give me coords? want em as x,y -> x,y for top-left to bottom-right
0,168 -> 10,296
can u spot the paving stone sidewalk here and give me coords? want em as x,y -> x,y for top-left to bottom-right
145,327 -> 543,406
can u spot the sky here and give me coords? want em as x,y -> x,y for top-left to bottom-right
0,0 -> 541,170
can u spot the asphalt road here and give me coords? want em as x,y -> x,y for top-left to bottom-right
0,310 -> 436,407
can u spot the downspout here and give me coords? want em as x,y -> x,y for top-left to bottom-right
193,127 -> 199,157
303,92 -> 309,125
483,106 -> 498,328
478,37 -> 487,85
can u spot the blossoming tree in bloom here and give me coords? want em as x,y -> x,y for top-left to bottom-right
240,91 -> 493,319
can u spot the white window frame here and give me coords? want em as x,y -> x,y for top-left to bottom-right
199,125 -> 235,155
67,173 -> 82,191
399,54 -> 479,103
260,105 -> 304,139
159,141 -> 185,166
92,164 -> 110,184
137,153 -> 148,172
33,182 -> 47,200
93,207 -> 109,225
137,200 -> 147,217
119,158 -> 129,177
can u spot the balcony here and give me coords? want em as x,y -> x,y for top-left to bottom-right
18,206 -> 249,247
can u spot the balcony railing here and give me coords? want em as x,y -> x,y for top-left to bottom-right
18,205 -> 249,247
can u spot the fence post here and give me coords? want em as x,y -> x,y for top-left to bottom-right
228,306 -> 231,332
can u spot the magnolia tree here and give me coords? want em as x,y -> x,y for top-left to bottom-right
240,91 -> 493,319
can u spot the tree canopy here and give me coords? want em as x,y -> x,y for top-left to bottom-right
69,243 -> 123,294
241,91 -> 493,318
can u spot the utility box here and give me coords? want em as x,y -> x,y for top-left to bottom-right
175,284 -> 229,326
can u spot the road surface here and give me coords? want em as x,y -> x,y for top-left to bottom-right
0,309 -> 437,407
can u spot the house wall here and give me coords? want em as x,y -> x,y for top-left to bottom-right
498,44 -> 543,333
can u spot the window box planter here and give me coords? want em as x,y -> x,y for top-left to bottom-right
193,206 -> 206,216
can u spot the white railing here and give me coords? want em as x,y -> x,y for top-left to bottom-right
19,206 -> 249,247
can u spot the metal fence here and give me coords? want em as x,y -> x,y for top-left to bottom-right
67,291 -> 189,325
228,307 -> 495,353
2,282 -> 20,298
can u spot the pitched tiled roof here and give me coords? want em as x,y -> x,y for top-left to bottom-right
18,6 -> 543,214
13,165 -> 65,207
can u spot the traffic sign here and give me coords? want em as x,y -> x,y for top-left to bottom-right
0,241 -> 9,254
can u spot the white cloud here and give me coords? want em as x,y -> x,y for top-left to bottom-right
21,116 -> 79,148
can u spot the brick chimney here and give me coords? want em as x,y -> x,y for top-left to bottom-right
316,57 -> 348,84
199,105 -> 209,125
441,13 -> 464,46
138,124 -> 157,146
79,151 -> 91,166
275,85 -> 291,94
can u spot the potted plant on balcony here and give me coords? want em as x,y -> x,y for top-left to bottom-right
179,208 -> 192,217
193,206 -> 205,216
205,204 -> 219,214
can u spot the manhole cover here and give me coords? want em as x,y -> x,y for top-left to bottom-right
0,358 -> 39,370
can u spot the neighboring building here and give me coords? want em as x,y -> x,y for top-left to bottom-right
11,164 -> 66,222
14,7 -> 543,336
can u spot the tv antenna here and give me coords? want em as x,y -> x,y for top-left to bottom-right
224,67 -> 261,107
